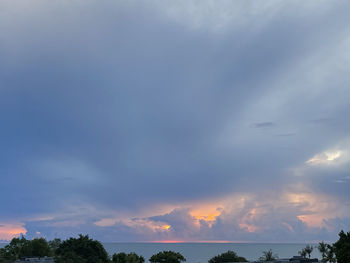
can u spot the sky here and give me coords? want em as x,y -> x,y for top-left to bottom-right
0,0 -> 350,243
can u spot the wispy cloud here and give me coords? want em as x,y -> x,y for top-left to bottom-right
252,122 -> 275,128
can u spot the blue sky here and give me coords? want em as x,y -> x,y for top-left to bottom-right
0,0 -> 350,242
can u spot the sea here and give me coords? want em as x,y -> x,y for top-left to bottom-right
0,242 -> 321,263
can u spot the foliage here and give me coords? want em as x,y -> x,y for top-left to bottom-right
298,248 -> 307,258
259,249 -> 278,261
317,242 -> 336,263
0,236 -> 53,262
325,244 -> 336,263
31,238 -> 53,257
318,242 -> 328,262
208,250 -> 248,263
48,238 -> 62,255
112,252 -> 145,263
55,234 -> 109,263
112,252 -> 127,263
299,245 -> 313,258
149,251 -> 186,263
333,230 -> 350,263
304,245 -> 313,259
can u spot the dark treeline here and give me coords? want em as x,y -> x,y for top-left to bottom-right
0,230 -> 349,263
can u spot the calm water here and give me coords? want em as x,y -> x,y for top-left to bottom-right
0,242 -> 321,262
103,243 -> 321,263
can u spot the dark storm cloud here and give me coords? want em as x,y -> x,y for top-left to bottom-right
1,0 -> 350,241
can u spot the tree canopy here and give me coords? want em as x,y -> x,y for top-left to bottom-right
333,230 -> 350,263
2,232 -> 349,263
259,249 -> 278,262
0,237 -> 53,262
318,242 -> 336,263
55,234 -> 109,263
112,252 -> 145,263
208,250 -> 247,263
48,238 -> 62,254
299,245 -> 313,259
318,242 -> 328,262
149,251 -> 186,263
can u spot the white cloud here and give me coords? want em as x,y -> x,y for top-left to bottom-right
306,150 -> 343,165
149,0 -> 334,33
304,139 -> 350,167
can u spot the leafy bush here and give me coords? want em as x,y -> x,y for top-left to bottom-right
55,234 -> 109,263
208,250 -> 247,263
112,252 -> 145,263
0,236 -> 53,262
149,251 -> 186,263
333,230 -> 350,263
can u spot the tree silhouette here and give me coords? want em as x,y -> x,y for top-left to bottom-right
55,234 -> 109,263
333,230 -> 350,263
208,250 -> 247,263
0,237 -> 53,262
149,251 -> 186,263
325,244 -> 336,263
304,245 -> 313,259
259,249 -> 278,261
299,245 -> 313,259
112,252 -> 145,263
298,248 -> 307,258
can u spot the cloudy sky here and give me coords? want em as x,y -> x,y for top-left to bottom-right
1,0 -> 350,243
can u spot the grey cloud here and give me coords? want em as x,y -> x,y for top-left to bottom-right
252,122 -> 275,128
274,133 -> 296,137
1,0 -> 350,241
22,188 -> 348,243
309,118 -> 333,124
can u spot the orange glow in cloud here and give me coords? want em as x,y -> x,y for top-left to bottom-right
238,223 -> 258,233
0,223 -> 27,240
285,190 -> 346,229
189,203 -> 223,226
192,213 -> 220,221
95,218 -> 118,227
239,208 -> 259,233
297,214 -> 325,227
287,193 -> 312,205
162,224 -> 171,230
95,188 -> 346,242
110,218 -> 172,233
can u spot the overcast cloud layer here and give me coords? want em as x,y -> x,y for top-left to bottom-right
0,0 -> 350,242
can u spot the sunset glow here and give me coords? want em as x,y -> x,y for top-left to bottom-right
189,203 -> 223,226
162,224 -> 171,230
297,214 -> 326,228
150,239 -> 234,243
0,223 -> 27,240
239,223 -> 258,233
237,208 -> 259,232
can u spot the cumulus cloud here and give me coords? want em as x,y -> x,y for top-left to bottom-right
0,223 -> 26,241
20,186 -> 349,242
